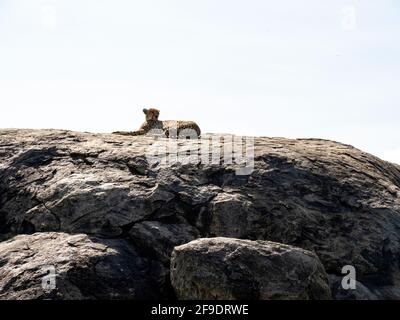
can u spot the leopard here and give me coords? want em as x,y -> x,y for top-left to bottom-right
113,108 -> 201,138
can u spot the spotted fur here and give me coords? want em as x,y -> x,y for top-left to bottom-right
113,108 -> 201,138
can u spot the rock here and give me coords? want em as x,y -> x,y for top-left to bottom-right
170,237 -> 331,300
0,232 -> 160,300
1,129 -> 400,299
328,275 -> 378,300
129,220 -> 200,265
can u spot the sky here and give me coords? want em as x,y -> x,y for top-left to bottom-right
0,0 -> 399,164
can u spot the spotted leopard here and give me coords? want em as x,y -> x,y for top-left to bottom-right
113,108 -> 201,138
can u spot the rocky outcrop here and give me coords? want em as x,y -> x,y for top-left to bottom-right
0,232 -> 160,299
171,237 -> 331,300
0,129 -> 400,299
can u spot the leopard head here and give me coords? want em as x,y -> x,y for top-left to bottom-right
143,108 -> 160,121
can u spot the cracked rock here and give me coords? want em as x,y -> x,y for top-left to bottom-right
1,129 -> 400,299
0,232 -> 159,300
170,237 -> 332,300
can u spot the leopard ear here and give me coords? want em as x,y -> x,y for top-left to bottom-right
143,108 -> 148,114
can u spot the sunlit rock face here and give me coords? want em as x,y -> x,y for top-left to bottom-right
0,129 -> 399,300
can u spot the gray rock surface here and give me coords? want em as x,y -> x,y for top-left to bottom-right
0,232 -> 159,299
1,129 -> 400,299
129,220 -> 200,265
171,237 -> 332,300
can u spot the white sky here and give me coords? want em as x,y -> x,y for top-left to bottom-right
0,0 -> 399,164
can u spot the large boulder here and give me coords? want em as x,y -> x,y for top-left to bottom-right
1,129 -> 400,299
170,237 -> 331,300
0,232 -> 160,299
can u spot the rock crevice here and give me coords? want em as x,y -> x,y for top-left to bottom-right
0,129 -> 399,299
